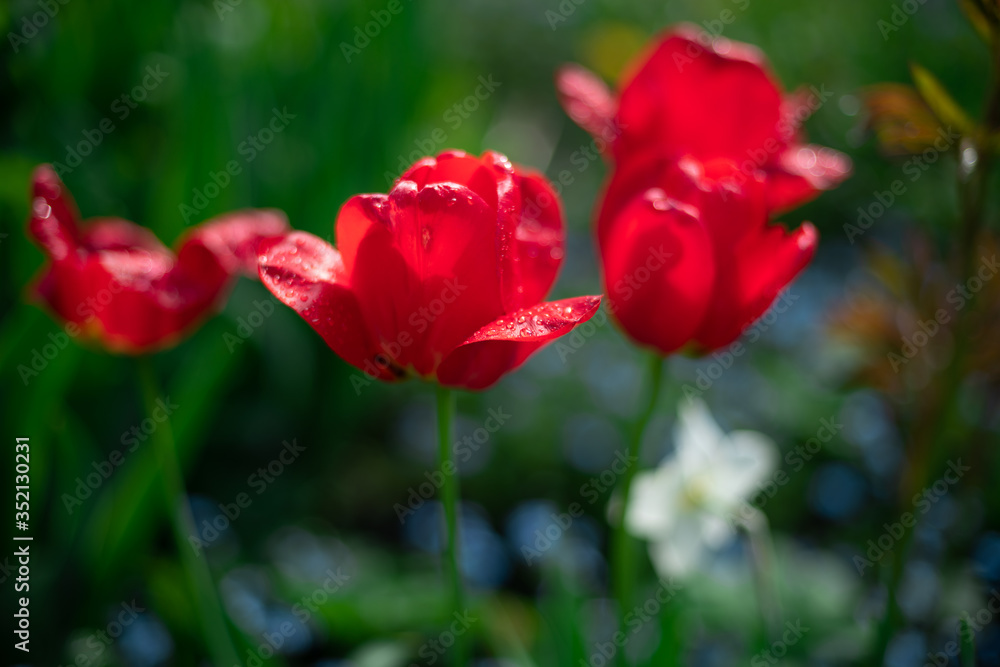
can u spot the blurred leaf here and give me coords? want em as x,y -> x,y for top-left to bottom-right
81,322 -> 244,585
481,596 -> 539,667
959,0 -> 997,41
537,566 -> 587,667
863,83 -> 948,156
349,641 -> 412,667
910,62 -> 975,137
578,22 -> 647,83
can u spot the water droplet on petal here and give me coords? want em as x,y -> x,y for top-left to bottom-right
32,198 -> 51,219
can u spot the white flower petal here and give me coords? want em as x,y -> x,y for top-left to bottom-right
675,398 -> 725,475
646,515 -> 707,578
700,512 -> 737,548
706,430 -> 779,510
625,465 -> 683,538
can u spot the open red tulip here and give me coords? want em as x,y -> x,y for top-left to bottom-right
555,24 -> 852,215
601,158 -> 817,356
27,165 -> 289,354
258,150 -> 602,391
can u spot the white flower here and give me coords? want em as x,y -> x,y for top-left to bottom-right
624,398 -> 778,577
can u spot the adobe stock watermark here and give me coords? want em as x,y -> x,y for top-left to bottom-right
728,415 -> 843,529
681,290 -> 799,399
50,65 -> 170,177
383,75 -> 502,186
240,567 -> 351,667
394,407 -> 511,523
716,85 -> 836,196
340,0 -> 413,63
524,118 -> 626,221
188,439 -> 306,554
223,295 -> 281,352
887,254 -> 999,373
924,591 -> 1000,666
878,0 -> 929,40
750,620 -> 810,666
553,242 -> 669,363
544,0 -> 586,30
17,277 -> 128,386
61,396 -> 179,514
581,578 -> 681,667
843,126 -> 961,244
8,0 -> 72,53
179,107 -> 296,224
213,0 -> 243,20
408,611 -> 477,666
55,600 -> 146,667
520,449 -> 636,565
853,459 -> 970,575
349,279 -> 468,394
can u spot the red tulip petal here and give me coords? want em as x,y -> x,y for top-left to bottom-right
779,87 -> 815,144
258,231 -> 392,379
596,154 -> 704,250
436,295 -> 602,390
92,266 -> 225,353
685,159 -> 770,252
614,25 -> 785,166
400,150 -> 503,211
694,222 -> 818,351
555,64 -> 618,147
80,217 -> 171,255
405,181 -> 508,370
180,209 -> 289,276
334,191 -> 415,357
335,193 -> 392,276
30,243 -> 230,354
507,171 -> 565,309
602,190 -> 715,356
766,145 -> 853,213
28,165 -> 82,261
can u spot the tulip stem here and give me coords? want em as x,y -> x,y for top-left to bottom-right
960,616 -> 976,667
138,359 -> 240,667
742,510 -> 782,643
611,352 -> 664,665
436,385 -> 468,666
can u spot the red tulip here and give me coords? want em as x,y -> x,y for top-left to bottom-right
258,150 -> 602,390
556,24 -> 851,216
27,165 -> 289,353
600,157 -> 817,355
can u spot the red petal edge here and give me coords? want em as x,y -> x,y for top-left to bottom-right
436,295 -> 602,390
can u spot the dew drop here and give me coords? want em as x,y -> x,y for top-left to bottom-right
32,198 -> 51,219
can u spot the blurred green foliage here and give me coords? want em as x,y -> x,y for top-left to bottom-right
1,0 -> 997,665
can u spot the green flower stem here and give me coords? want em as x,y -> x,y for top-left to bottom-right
961,616 -> 976,667
611,352 -> 664,666
743,510 -> 782,643
435,384 -> 467,667
138,359 -> 240,667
